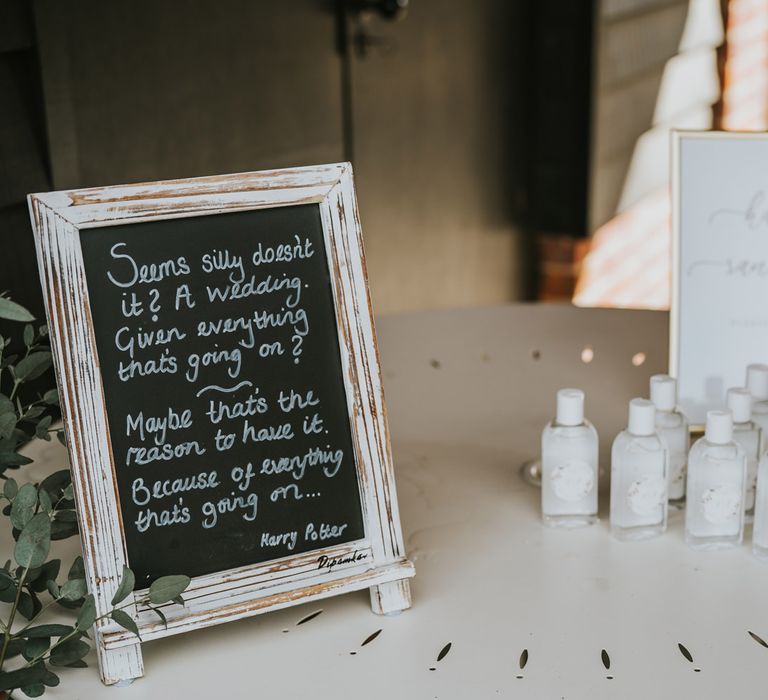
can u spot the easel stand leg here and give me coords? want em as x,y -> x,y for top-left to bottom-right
369,579 -> 412,615
97,639 -> 144,686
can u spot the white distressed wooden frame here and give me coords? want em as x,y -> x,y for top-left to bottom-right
27,163 -> 414,685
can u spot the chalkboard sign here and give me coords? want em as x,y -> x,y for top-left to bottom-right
28,164 -> 414,686
671,131 -> 768,425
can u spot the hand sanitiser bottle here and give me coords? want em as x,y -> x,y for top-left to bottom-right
650,375 -> 688,506
746,363 -> 768,449
685,410 -> 747,550
727,387 -> 762,520
541,389 -> 599,528
752,452 -> 768,560
610,398 -> 668,540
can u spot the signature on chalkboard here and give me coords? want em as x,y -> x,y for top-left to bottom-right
317,550 -> 368,573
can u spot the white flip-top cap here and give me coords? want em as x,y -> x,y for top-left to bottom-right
556,388 -> 584,426
727,387 -> 752,423
705,410 -> 733,444
628,398 -> 655,436
747,364 -> 768,400
650,374 -> 676,411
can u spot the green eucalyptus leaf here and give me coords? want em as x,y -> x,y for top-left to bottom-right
68,557 -> 84,580
110,609 -> 140,638
14,353 -> 52,382
4,637 -> 25,659
46,578 -> 60,598
0,395 -> 13,414
35,416 -> 53,442
0,450 -> 33,468
20,682 -> 45,697
15,513 -> 51,569
76,594 -> 96,631
42,389 -> 59,406
0,663 -> 49,691
23,324 -> 34,347
3,477 -> 18,499
53,510 -> 77,522
10,483 -> 38,530
28,559 -> 60,593
55,431 -> 66,447
17,592 -> 35,620
0,568 -> 14,590
24,407 -> 45,421
0,412 -> 16,440
50,520 -> 78,541
59,578 -> 87,601
59,659 -> 87,668
37,489 -> 52,514
39,470 -> 70,502
62,483 -> 74,501
42,669 -> 59,687
0,297 -> 35,323
21,624 -> 73,639
111,566 -> 135,605
49,638 -> 89,667
151,606 -> 167,628
148,575 -> 190,605
0,579 -> 16,602
23,637 -> 50,662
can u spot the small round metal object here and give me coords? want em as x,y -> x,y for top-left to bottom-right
519,458 -> 542,487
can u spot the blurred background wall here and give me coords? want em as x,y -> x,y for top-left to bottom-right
1,0 -> 765,319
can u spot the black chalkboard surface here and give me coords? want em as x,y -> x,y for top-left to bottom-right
80,204 -> 365,587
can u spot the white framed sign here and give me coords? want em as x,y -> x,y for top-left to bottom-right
28,163 -> 414,685
671,130 -> 768,425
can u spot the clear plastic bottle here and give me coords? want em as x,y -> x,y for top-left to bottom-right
752,452 -> 768,560
610,398 -> 668,540
685,410 -> 747,550
649,375 -> 689,507
746,363 -> 768,451
727,387 -> 762,520
541,389 -> 599,528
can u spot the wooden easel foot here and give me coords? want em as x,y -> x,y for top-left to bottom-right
369,578 -> 412,615
97,640 -> 144,686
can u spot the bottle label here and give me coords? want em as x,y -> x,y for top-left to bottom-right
668,453 -> 686,494
701,485 -> 742,524
550,460 -> 594,502
626,476 -> 666,516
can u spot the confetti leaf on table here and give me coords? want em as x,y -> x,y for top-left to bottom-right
361,629 -> 382,647
748,630 -> 768,648
519,648 -> 528,669
678,643 -> 693,663
601,649 -> 610,670
437,642 -> 452,662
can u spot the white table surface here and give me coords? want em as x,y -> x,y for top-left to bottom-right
11,303 -> 768,699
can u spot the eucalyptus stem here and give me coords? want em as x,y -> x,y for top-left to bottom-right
0,566 -> 29,668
